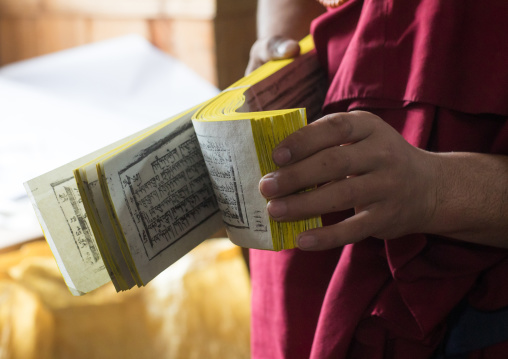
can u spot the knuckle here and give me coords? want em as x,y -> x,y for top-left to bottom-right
327,224 -> 357,247
316,227 -> 342,249
352,110 -> 382,123
353,224 -> 371,242
340,180 -> 358,208
376,169 -> 398,193
322,114 -> 354,142
324,146 -> 351,177
376,141 -> 399,166
275,166 -> 306,194
284,193 -> 309,220
370,206 -> 402,240
279,129 -> 306,158
276,168 -> 295,189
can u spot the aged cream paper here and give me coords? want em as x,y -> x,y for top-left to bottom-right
80,163 -> 137,290
100,111 -> 223,285
24,119 -> 170,295
192,119 -> 273,250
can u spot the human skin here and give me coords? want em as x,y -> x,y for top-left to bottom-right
250,0 -> 508,250
259,112 -> 508,250
245,0 -> 325,74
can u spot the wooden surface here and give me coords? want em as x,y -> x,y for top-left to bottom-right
0,0 -> 257,89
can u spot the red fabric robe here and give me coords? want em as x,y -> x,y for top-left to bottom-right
250,0 -> 508,358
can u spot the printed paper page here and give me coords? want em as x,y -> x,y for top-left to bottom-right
26,160 -> 110,295
24,118 -> 170,295
101,112 -> 223,285
192,119 -> 273,250
80,164 -> 137,290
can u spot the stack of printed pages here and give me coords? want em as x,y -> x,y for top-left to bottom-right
25,36 -> 328,295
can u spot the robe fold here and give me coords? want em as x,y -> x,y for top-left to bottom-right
251,1 -> 508,358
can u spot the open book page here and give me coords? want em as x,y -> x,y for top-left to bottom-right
24,119 -> 171,295
99,111 -> 223,285
192,119 -> 273,250
191,46 -> 327,251
77,164 -> 137,291
239,51 -> 327,122
25,168 -> 108,296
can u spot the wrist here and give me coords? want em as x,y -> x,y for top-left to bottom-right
422,152 -> 508,247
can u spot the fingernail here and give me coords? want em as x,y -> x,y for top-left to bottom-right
275,40 -> 298,58
276,41 -> 291,57
298,235 -> 318,250
273,147 -> 291,165
267,200 -> 287,218
259,176 -> 278,197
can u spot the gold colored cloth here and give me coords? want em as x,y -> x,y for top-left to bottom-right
0,239 -> 250,359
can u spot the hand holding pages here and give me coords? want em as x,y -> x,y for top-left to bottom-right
25,35 -> 328,295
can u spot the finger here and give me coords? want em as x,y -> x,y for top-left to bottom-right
296,210 -> 377,250
245,37 -> 300,75
263,36 -> 300,61
245,56 -> 264,75
265,174 -> 384,221
272,111 -> 381,166
260,140 -> 380,198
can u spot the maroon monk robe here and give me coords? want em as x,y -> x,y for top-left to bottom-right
250,0 -> 508,358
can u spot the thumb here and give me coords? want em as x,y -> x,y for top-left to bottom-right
245,36 -> 300,75
269,37 -> 300,60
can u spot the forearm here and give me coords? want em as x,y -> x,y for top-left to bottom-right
256,0 -> 325,40
426,152 -> 508,247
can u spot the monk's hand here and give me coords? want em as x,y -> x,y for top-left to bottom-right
245,36 -> 300,75
258,111 -> 439,250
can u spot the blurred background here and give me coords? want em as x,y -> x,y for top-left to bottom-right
0,0 -> 256,89
0,0 -> 256,357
